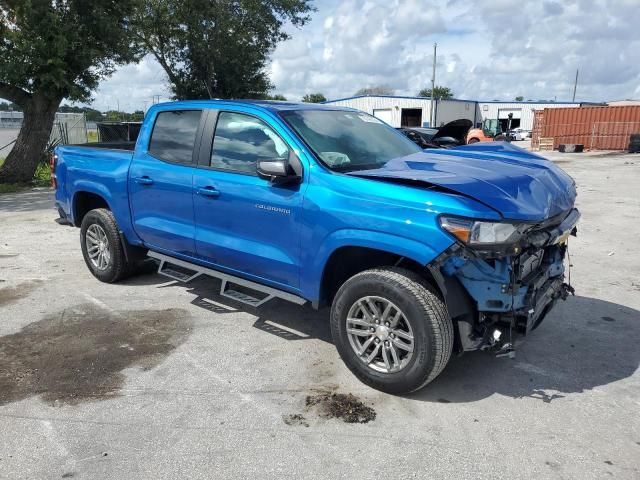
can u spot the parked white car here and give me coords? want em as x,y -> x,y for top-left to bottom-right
508,128 -> 531,141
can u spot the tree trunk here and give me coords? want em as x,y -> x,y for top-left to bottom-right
0,95 -> 61,184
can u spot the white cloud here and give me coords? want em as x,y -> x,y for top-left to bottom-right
87,0 -> 640,109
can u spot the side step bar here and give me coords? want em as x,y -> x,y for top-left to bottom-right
148,251 -> 306,308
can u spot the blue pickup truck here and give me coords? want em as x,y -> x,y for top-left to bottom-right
53,100 -> 580,393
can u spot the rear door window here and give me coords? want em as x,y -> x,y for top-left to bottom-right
210,112 -> 289,174
149,110 -> 202,164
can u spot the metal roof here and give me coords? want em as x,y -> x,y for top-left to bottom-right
475,100 -> 583,105
323,95 -> 590,106
323,94 -> 475,104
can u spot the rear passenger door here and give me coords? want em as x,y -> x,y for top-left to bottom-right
129,109 -> 203,256
192,109 -> 304,290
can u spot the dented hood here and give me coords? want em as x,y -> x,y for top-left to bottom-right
349,142 -> 577,221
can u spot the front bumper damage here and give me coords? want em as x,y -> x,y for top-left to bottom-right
430,208 -> 580,355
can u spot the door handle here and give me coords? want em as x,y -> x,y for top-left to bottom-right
197,186 -> 220,198
134,176 -> 154,186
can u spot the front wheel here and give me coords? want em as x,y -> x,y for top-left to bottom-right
330,267 -> 453,394
80,208 -> 130,283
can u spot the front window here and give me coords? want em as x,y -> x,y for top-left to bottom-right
211,112 -> 289,174
280,110 -> 420,172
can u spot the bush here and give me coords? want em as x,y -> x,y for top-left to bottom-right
33,162 -> 51,187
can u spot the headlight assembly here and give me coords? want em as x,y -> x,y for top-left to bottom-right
439,216 -> 526,246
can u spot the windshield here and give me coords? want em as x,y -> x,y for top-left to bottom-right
280,109 -> 420,172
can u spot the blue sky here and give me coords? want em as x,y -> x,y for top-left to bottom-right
87,0 -> 640,112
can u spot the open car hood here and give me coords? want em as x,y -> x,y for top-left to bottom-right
348,142 -> 577,221
433,119 -> 473,144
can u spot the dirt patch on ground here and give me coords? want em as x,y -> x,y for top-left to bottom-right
0,280 -> 42,307
282,413 -> 310,427
305,392 -> 376,424
0,303 -> 192,406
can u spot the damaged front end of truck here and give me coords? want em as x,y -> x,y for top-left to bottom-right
429,208 -> 580,356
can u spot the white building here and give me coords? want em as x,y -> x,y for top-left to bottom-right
0,111 -> 24,128
323,95 -> 477,128
607,99 -> 640,106
323,95 -> 586,131
476,101 -> 583,131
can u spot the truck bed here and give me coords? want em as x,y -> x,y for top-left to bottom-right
54,144 -> 135,229
68,141 -> 136,151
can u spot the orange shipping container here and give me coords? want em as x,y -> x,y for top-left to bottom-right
532,105 -> 640,150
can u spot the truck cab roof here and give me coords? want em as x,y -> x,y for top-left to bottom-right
151,99 -> 351,114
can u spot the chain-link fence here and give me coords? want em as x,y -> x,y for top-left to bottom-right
1,112 -> 89,157
97,122 -> 142,143
51,113 -> 88,145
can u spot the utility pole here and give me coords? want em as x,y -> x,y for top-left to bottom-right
430,42 -> 437,127
572,69 -> 579,102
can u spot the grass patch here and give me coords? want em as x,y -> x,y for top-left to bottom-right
87,130 -> 98,143
0,183 -> 30,194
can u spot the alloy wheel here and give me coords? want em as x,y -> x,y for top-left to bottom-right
85,224 -> 111,271
345,296 -> 415,373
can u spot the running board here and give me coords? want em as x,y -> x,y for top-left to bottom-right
148,251 -> 306,307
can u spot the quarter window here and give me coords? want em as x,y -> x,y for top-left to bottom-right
149,110 -> 202,164
211,112 -> 289,173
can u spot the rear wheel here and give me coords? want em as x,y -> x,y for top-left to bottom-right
330,267 -> 453,394
467,137 -> 480,144
80,208 -> 130,283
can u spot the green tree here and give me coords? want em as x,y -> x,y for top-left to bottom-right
417,86 -> 454,99
58,105 -> 104,122
105,111 -> 123,122
133,0 -> 314,100
263,94 -> 288,101
0,0 -> 143,183
355,86 -> 394,96
129,110 -> 145,122
302,93 -> 326,103
515,96 -> 524,101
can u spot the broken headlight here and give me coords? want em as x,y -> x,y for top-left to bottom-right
439,216 -> 526,246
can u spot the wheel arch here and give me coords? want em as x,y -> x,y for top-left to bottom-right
309,231 -> 444,308
72,189 -> 112,227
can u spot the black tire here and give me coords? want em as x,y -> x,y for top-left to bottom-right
467,138 -> 480,144
330,267 -> 453,394
80,208 -> 130,283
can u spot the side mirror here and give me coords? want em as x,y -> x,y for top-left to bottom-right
257,151 -> 302,185
257,159 -> 288,178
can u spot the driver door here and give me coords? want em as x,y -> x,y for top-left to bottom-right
192,109 -> 305,290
